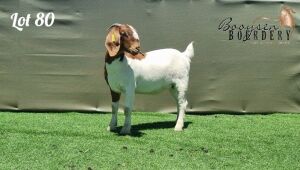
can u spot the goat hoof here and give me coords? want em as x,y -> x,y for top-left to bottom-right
120,127 -> 131,135
107,126 -> 117,132
174,126 -> 183,132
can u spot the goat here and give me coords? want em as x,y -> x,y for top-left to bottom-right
104,23 -> 194,135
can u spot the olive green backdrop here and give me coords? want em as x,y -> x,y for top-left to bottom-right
0,0 -> 300,112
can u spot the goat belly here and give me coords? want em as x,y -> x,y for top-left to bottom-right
135,78 -> 171,94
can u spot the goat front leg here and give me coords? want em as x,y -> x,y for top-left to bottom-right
107,89 -> 120,131
120,89 -> 135,135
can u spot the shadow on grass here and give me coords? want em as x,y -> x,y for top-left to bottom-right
2,121 -> 192,139
112,121 -> 192,137
169,111 -> 277,116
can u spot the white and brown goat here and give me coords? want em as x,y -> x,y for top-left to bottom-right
104,23 -> 194,134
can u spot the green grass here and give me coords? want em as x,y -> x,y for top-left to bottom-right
0,112 -> 299,169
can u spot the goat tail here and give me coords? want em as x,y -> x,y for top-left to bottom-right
183,41 -> 194,59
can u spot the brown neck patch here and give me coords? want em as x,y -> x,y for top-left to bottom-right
125,51 -> 146,60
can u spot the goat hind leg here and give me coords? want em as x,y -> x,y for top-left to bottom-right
169,87 -> 179,121
174,85 -> 188,131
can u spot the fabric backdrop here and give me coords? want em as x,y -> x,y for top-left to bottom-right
0,0 -> 300,113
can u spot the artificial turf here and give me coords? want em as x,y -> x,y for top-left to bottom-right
0,112 -> 299,169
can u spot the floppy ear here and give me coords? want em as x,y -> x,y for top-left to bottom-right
105,24 -> 121,57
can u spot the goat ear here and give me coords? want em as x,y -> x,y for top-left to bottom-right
105,25 -> 121,57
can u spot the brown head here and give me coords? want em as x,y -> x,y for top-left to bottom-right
105,23 -> 145,59
281,5 -> 296,15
